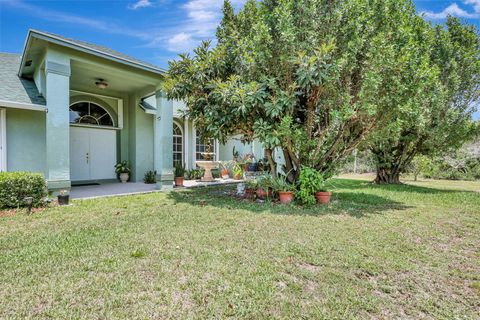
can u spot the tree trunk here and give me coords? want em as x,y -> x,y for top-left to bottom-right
265,148 -> 277,178
375,167 -> 401,184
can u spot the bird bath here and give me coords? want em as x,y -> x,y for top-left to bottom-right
196,153 -> 219,182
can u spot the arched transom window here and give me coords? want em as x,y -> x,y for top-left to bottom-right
69,102 -> 114,127
173,122 -> 183,166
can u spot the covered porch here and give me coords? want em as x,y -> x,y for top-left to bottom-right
17,30 -> 175,191
70,178 -> 241,200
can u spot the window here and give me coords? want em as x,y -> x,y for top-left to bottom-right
196,136 -> 216,160
173,122 -> 183,166
69,102 -> 114,127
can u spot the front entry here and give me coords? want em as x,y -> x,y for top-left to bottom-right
70,126 -> 116,181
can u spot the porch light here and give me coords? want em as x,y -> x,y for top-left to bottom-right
95,79 -> 108,89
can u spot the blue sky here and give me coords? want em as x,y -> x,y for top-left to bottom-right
0,0 -> 479,117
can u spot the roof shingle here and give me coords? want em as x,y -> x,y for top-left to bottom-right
0,53 -> 46,106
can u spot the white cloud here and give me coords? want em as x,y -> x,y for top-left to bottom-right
128,0 -> 153,10
163,0 -> 245,52
422,1 -> 480,19
167,32 -> 195,52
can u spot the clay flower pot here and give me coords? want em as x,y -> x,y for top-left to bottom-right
175,177 -> 184,187
278,191 -> 294,204
221,169 -> 229,179
256,188 -> 271,200
233,173 -> 242,180
245,188 -> 255,200
315,191 -> 332,204
120,173 -> 129,183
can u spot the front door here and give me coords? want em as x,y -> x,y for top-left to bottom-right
70,127 -> 116,181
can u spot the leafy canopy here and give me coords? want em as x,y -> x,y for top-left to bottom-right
164,0 -> 448,181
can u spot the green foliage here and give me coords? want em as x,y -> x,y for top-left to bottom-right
257,174 -> 274,190
412,151 -> 480,181
186,169 -> 204,180
0,172 -> 47,208
297,167 -> 325,205
245,179 -> 258,190
232,164 -> 243,177
369,16 -> 480,183
272,175 -> 296,192
115,161 -> 130,174
164,0 -> 434,181
174,163 -> 186,178
143,170 -> 157,184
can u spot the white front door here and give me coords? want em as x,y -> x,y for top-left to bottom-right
0,109 -> 6,172
70,127 -> 116,181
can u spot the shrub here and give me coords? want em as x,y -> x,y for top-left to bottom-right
297,167 -> 325,205
143,170 -> 156,184
186,169 -> 204,180
0,172 -> 47,208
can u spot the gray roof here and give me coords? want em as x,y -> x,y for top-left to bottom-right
0,53 -> 46,106
30,30 -> 164,74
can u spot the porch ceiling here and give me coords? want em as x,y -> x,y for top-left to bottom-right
70,59 -> 158,96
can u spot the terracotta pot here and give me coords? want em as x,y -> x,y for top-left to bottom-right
245,188 -> 255,199
233,173 -> 242,180
256,188 -> 272,200
278,191 -> 294,204
221,170 -> 229,179
315,191 -> 332,204
120,173 -> 129,183
175,177 -> 184,187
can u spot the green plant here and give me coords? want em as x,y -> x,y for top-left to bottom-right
186,169 -> 204,180
0,172 -> 47,208
272,175 -> 296,192
257,174 -> 274,191
115,161 -> 130,174
174,163 -> 186,178
245,179 -> 258,190
233,164 -> 243,177
297,167 -> 325,205
143,170 -> 157,184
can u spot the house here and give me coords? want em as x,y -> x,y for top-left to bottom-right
0,29 -> 264,191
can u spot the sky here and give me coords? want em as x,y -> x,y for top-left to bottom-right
0,0 -> 479,117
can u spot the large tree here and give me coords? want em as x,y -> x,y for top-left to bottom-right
164,0 -> 438,182
369,17 -> 480,184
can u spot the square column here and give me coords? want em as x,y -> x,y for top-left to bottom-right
45,55 -> 71,191
154,90 -> 174,190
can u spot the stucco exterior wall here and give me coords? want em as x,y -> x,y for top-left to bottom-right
6,108 -> 46,173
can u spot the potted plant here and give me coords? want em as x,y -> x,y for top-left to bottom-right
273,176 -> 295,204
220,161 -> 231,179
233,164 -> 243,180
115,160 -> 131,183
315,188 -> 332,204
297,166 -> 331,205
57,189 -> 69,206
244,179 -> 258,199
174,163 -> 186,187
256,175 -> 273,200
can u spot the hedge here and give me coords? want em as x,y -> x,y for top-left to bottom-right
0,172 -> 47,209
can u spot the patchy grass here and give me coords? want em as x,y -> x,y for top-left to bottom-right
0,178 -> 479,319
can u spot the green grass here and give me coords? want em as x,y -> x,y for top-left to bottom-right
1,178 -> 479,319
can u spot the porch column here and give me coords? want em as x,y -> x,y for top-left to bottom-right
184,118 -> 190,170
154,90 -> 174,190
45,51 -> 71,191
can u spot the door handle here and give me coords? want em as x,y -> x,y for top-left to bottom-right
86,152 -> 89,164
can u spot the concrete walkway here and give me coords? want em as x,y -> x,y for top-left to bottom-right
70,179 -> 241,200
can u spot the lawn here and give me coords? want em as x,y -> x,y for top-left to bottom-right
0,178 -> 479,319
